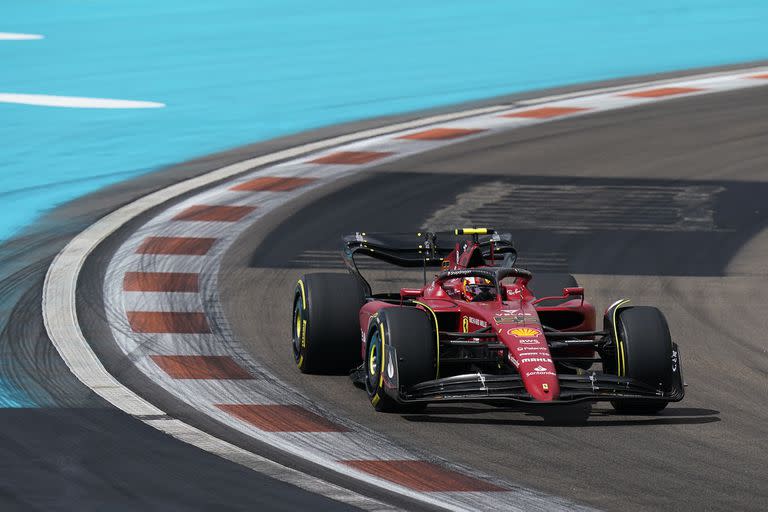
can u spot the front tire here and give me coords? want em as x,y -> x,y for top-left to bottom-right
366,307 -> 435,412
608,306 -> 673,414
292,273 -> 365,374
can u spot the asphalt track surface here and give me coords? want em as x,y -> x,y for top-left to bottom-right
0,241 -> 362,509
2,64 -> 767,510
220,87 -> 768,511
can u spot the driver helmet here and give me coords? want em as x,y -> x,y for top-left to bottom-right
461,277 -> 496,302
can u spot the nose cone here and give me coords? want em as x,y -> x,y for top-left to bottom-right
499,326 -> 560,401
518,363 -> 560,401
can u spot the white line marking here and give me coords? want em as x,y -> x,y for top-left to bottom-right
515,65 -> 768,106
0,93 -> 165,109
0,32 -> 43,40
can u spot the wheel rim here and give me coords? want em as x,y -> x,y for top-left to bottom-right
292,298 -> 303,362
366,330 -> 381,391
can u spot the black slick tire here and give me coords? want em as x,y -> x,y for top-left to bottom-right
366,307 -> 435,413
292,273 -> 365,374
609,306 -> 674,414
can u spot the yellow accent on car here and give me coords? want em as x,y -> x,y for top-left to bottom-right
508,327 -> 541,337
301,319 -> 307,348
371,393 -> 380,407
378,324 -> 386,388
413,301 -> 440,379
619,340 -> 627,376
462,317 -> 469,333
297,355 -> 304,368
611,299 -> 631,376
454,227 -> 489,235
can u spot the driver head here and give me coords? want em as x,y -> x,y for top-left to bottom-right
461,277 -> 496,302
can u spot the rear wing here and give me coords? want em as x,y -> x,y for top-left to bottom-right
341,229 -> 517,294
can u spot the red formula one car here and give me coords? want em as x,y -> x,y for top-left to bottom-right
292,228 -> 684,414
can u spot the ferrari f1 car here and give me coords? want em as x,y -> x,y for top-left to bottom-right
292,228 -> 684,414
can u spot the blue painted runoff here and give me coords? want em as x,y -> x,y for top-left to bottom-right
3,1 -> 768,242
0,378 -> 37,408
1,1 -> 767,406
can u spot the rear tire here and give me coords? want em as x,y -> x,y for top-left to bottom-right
609,306 -> 673,414
292,273 -> 365,374
366,307 -> 435,413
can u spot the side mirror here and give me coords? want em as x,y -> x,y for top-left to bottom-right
563,287 -> 584,297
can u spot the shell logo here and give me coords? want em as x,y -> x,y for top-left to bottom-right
507,327 -> 542,337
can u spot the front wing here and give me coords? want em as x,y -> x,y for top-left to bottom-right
376,344 -> 685,406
